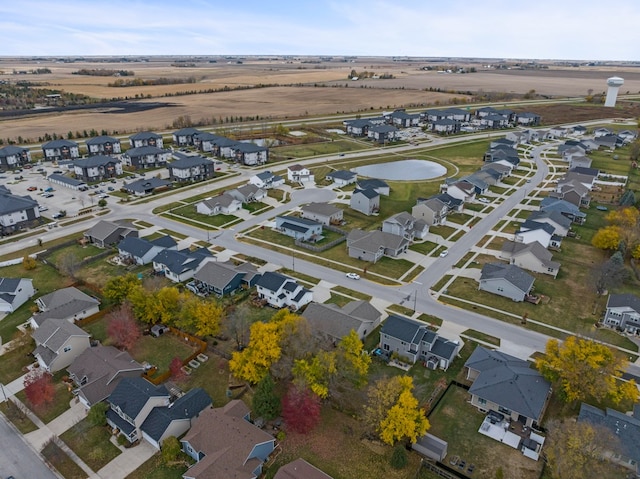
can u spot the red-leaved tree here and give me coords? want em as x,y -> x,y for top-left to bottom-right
169,356 -> 187,382
107,302 -> 141,351
282,385 -> 321,434
23,369 -> 56,410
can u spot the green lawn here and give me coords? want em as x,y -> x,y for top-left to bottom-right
409,241 -> 437,255
131,334 -> 198,376
60,418 -> 122,471
271,139 -> 371,159
169,204 -> 238,228
330,285 -> 372,301
16,371 -> 73,424
0,336 -> 35,384
42,440 -> 88,479
125,453 -> 189,479
0,399 -> 38,434
182,354 -> 233,406
462,329 -> 500,346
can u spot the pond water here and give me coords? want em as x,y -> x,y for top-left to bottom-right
353,159 -> 446,181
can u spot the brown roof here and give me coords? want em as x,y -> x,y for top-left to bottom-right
274,458 -> 334,479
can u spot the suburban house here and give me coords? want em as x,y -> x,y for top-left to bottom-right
515,112 -> 541,126
67,345 -> 145,408
122,177 -> 172,196
303,300 -> 383,342
550,180 -> 591,208
0,186 -> 41,236
30,286 -> 101,328
129,131 -> 164,149
233,142 -> 269,166
368,124 -> 398,143
118,235 -> 177,265
172,128 -> 202,146
356,178 -> 390,196
86,136 -> 121,156
274,459 -> 334,479
326,170 -> 357,187
382,212 -> 429,240
287,164 -> 314,183
499,241 -> 560,278
42,139 -> 80,161
441,181 -> 476,202
275,215 -> 323,242
195,193 -> 242,216
350,188 -> 380,216
152,247 -> 213,283
379,314 -> 460,369
464,346 -> 552,428
73,155 -> 123,182
577,403 -> 640,476
122,145 -> 171,170
514,220 -> 556,248
478,263 -> 535,302
347,229 -> 409,263
0,277 -> 35,313
249,171 -> 285,189
526,210 -> 571,237
226,184 -> 266,204
189,261 -> 260,297
84,220 -> 138,248
540,197 -> 586,224
168,155 -> 215,183
181,399 -> 276,479
0,145 -> 31,169
32,317 -> 91,372
602,293 -> 640,334
300,202 -> 343,226
411,197 -> 448,226
255,271 -> 313,310
459,173 -> 489,195
105,377 -> 211,449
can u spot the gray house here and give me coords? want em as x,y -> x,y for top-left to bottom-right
30,286 -> 101,328
300,202 -> 343,226
356,178 -> 390,196
0,186 -> 41,236
464,346 -> 551,428
382,212 -> 429,240
129,131 -> 163,149
86,135 -> 121,156
190,261 -> 259,297
152,247 -> 213,283
500,241 -> 560,278
172,127 -> 202,146
326,170 -> 357,187
379,314 -> 460,369
0,145 -> 31,169
479,263 -> 535,302
275,215 -> 323,242
118,235 -> 177,265
347,229 -> 409,263
32,317 -> 91,372
350,188 -> 380,216
411,197 -> 448,226
122,145 -> 171,170
84,220 -> 138,248
303,300 -> 383,342
42,139 -> 80,161
602,293 -> 640,334
540,197 -> 586,224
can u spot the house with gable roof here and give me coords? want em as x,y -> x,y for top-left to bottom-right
0,145 -> 31,169
152,247 -> 213,283
350,188 -> 380,216
464,346 -> 551,428
411,197 -> 448,226
42,139 -> 80,161
129,131 -> 163,149
73,155 -> 123,182
30,286 -> 101,328
275,216 -> 323,242
172,128 -> 202,146
347,229 -> 409,263
287,164 -> 314,183
527,210 -> 571,237
168,154 -> 215,183
515,112 -> 541,126
105,377 -> 211,449
32,317 -> 91,372
122,177 -> 172,196
514,220 -> 556,248
196,193 -> 242,216
67,344 -> 145,408
382,211 -> 429,240
379,314 -> 460,369
0,277 -> 35,312
344,118 -> 374,137
84,219 -> 138,248
86,135 -> 121,156
602,293 -> 640,334
249,171 -> 284,189
189,261 -> 259,297
118,235 -> 177,265
181,399 -> 276,479
300,202 -> 343,226
429,118 -> 460,134
326,170 -> 357,187
255,271 -> 312,310
192,132 -> 225,153
303,300 -> 383,342
122,145 -> 171,170
233,142 -> 269,166
274,459 -> 334,479
0,186 -> 41,236
479,263 -> 535,302
356,178 -> 390,196
442,180 -> 476,202
226,184 -> 266,204
500,241 -> 560,278
540,197 -> 586,224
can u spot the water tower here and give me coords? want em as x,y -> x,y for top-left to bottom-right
604,76 -> 624,107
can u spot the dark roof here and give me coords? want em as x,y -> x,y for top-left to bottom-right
326,170 -> 356,181
540,197 -> 587,217
357,178 -> 388,190
125,145 -> 167,157
130,131 -> 162,140
86,135 -> 119,145
74,155 -> 121,168
480,263 -> 535,294
173,127 -> 202,136
123,177 -> 172,193
606,293 -> 640,314
381,314 -> 423,344
194,261 -> 245,289
0,188 -> 38,216
430,337 -> 459,362
169,155 -> 213,169
578,403 -> 640,465
234,142 -> 267,153
569,166 -> 600,177
153,248 -> 212,275
108,377 -> 169,419
152,235 -> 177,248
464,347 -> 551,421
527,210 -> 572,229
0,145 -> 29,157
518,220 -> 555,236
0,277 -> 21,294
353,188 -> 379,199
255,271 -> 290,292
48,174 -> 86,187
118,236 -> 172,258
42,139 -> 78,149
141,388 -> 212,442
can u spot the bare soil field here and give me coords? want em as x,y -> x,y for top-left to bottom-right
2,57 -> 640,141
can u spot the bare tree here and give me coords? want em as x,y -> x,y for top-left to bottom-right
224,304 -> 251,351
592,251 -> 627,296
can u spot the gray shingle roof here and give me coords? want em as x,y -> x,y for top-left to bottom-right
42,139 -> 78,149
86,135 -> 119,146
130,131 -> 162,141
32,317 -> 90,352
480,263 -> 535,294
255,271 -> 290,292
326,170 -> 356,181
125,145 -> 167,157
465,347 -> 551,421
607,293 -> 640,314
48,174 -> 86,187
123,177 -> 172,193
74,155 -> 121,168
153,248 -> 212,275
169,155 -> 212,169
108,377 -> 169,419
357,178 -> 388,190
301,202 -> 342,217
353,188 -> 379,199
303,302 -> 375,340
0,188 -> 38,216
381,314 -> 423,344
274,458 -> 334,479
194,261 -> 245,289
0,145 -> 29,158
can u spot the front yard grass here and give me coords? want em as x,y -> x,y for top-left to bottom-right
16,370 -> 73,424
0,399 -> 38,434
125,452 -> 189,479
60,417 -> 122,471
331,285 -> 372,302
42,439 -> 88,479
169,204 -> 238,228
409,241 -> 437,255
0,336 -> 35,383
428,386 -> 543,479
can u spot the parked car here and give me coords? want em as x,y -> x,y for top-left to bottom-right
346,272 -> 360,280
38,205 -> 48,212
439,250 -> 449,258
107,186 -> 115,191
478,197 -> 490,204
53,170 -> 63,174
42,193 -> 54,198
27,186 -> 37,191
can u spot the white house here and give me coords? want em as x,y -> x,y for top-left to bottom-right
196,193 -> 242,216
287,164 -> 314,183
0,277 -> 35,313
249,171 -> 285,189
255,272 -> 313,310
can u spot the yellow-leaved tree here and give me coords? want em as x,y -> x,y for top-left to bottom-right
591,226 -> 621,251
292,351 -> 337,399
535,336 -> 638,405
592,207 -> 640,254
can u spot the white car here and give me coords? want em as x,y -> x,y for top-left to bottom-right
439,250 -> 449,258
38,205 -> 48,212
478,197 -> 490,204
346,272 -> 360,280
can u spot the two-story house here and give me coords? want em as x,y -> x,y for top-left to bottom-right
32,318 -> 91,372
189,261 -> 260,298
152,247 -> 213,283
411,197 -> 448,226
30,286 -> 101,328
172,128 -> 202,146
300,202 -> 343,226
118,235 -> 177,265
275,216 -> 323,242
0,277 -> 35,313
249,171 -> 284,189
287,164 -> 314,183
350,188 -> 380,216
602,293 -> 640,334
255,272 -> 313,310
346,229 -> 409,263
382,212 -> 429,240
326,170 -> 357,187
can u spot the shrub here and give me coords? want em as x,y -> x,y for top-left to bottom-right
390,444 -> 408,469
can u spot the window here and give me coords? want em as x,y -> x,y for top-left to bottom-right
477,398 -> 487,406
383,344 -> 390,351
498,406 -> 511,415
63,346 -> 72,353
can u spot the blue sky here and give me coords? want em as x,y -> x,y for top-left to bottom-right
2,0 -> 639,60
